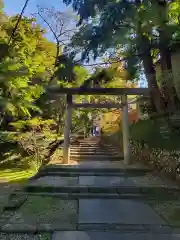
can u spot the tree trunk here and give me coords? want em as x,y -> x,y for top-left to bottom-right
135,11 -> 164,113
159,37 -> 177,112
157,0 -> 177,112
142,51 -> 164,113
137,34 -> 164,113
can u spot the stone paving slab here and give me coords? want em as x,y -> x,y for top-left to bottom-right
43,161 -> 151,171
27,177 -> 78,187
70,155 -> 122,158
79,199 -> 165,224
37,172 -> 126,177
72,161 -> 129,168
52,231 -> 180,240
78,174 -> 174,188
70,154 -> 121,157
76,161 -> 151,169
70,149 -> 118,152
70,147 -> 118,150
70,157 -> 122,162
79,176 -> 129,186
77,223 -> 172,232
61,161 -> 121,169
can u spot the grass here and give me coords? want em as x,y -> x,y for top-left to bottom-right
0,169 -> 36,183
151,200 -> 180,226
0,155 -> 39,184
0,132 -> 64,184
0,159 -> 37,213
0,143 -> 63,184
1,196 -> 77,229
49,148 -> 63,165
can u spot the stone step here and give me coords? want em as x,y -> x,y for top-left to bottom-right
70,150 -> 120,153
70,153 -> 121,156
24,185 -> 179,196
70,144 -> 111,147
70,145 -> 115,148
40,166 -> 151,174
71,143 -> 101,146
71,153 -> 123,158
74,151 -> 120,153
70,150 -> 118,154
70,155 -> 122,158
12,191 -> 139,198
70,148 -> 119,151
0,224 -> 175,234
69,155 -> 122,158
70,156 -> 123,160
74,145 -> 101,147
70,144 -> 115,149
35,171 -> 127,178
70,149 -> 106,152
70,154 -> 124,159
70,147 -> 107,150
70,149 -> 117,151
52,230 -> 180,239
70,145 -> 103,148
12,191 -> 174,201
70,158 -> 123,162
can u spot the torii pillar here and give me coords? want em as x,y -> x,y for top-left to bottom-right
121,95 -> 131,165
63,94 -> 72,164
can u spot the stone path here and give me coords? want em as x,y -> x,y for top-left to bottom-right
1,137 -> 180,239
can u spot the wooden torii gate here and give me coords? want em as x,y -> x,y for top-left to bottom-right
47,87 -> 149,165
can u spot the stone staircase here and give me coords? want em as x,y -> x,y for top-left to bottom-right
70,138 -> 123,161
0,137 -> 180,239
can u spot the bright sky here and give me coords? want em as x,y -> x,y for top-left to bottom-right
3,0 -> 101,73
4,0 -> 74,42
4,0 -> 66,16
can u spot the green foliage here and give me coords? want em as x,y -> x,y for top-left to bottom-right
10,118 -> 56,131
0,16 -> 58,122
64,0 -> 180,86
54,53 -> 89,86
64,0 -> 135,59
0,14 -> 61,173
0,9 -> 93,175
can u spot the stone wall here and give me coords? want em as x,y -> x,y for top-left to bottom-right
101,131 -> 180,182
131,140 -> 180,181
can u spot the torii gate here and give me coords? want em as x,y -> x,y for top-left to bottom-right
47,87 -> 149,165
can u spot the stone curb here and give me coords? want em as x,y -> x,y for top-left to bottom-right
24,185 -> 180,194
78,223 -> 174,233
1,223 -> 179,234
39,167 -> 152,174
31,172 -> 126,177
0,224 -> 76,233
8,191 -> 178,201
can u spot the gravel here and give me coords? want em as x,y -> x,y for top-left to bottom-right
0,233 -> 52,240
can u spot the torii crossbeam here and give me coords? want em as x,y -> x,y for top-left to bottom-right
47,86 -> 149,95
